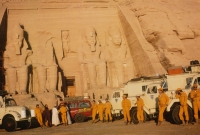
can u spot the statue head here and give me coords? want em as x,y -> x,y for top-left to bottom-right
61,30 -> 69,40
83,26 -> 97,52
11,24 -> 24,54
108,26 -> 122,46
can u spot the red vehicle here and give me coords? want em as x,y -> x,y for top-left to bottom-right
65,99 -> 92,123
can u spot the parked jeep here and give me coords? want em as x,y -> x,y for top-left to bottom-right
64,97 -> 92,123
0,91 -> 32,132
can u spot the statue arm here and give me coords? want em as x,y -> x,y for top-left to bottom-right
25,50 -> 33,66
46,41 -> 57,66
3,51 -> 11,69
78,45 -> 92,64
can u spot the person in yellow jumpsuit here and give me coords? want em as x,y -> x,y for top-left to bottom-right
190,84 -> 200,124
175,88 -> 189,125
122,94 -> 131,125
34,104 -> 43,128
104,98 -> 112,123
158,88 -> 169,126
135,95 -> 144,124
91,100 -> 98,123
97,100 -> 105,123
59,103 -> 68,126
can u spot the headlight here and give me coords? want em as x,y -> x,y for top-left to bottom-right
21,107 -> 26,118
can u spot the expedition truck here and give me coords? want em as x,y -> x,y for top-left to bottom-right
111,65 -> 200,124
0,91 -> 32,132
110,76 -> 164,120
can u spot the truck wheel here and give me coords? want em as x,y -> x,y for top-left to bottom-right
112,114 -> 122,120
3,117 -> 17,132
172,105 -> 194,124
131,109 -> 147,124
74,113 -> 85,123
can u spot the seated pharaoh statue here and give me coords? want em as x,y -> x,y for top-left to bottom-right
30,31 -> 58,93
4,24 -> 32,94
78,26 -> 106,90
105,26 -> 135,88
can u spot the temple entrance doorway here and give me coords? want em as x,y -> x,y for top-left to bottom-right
66,77 -> 76,97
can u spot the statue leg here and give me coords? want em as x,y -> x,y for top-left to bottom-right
114,61 -> 124,87
98,62 -> 106,88
87,63 -> 97,89
18,66 -> 28,94
48,65 -> 57,92
36,66 -> 47,93
6,68 -> 17,94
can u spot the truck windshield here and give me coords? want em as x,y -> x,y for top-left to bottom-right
185,77 -> 193,89
79,102 -> 90,108
5,99 -> 17,106
194,77 -> 200,85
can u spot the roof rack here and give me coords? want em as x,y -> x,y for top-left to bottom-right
64,96 -> 87,102
128,75 -> 164,83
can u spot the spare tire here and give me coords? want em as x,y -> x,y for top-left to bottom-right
74,113 -> 85,123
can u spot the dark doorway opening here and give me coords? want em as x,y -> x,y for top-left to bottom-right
66,77 -> 76,97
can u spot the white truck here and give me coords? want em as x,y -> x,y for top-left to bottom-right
110,76 -> 164,121
0,91 -> 32,132
111,66 -> 200,124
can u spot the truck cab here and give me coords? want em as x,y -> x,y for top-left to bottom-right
0,92 -> 32,132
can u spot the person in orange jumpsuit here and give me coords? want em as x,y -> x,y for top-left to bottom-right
104,98 -> 112,123
97,100 -> 105,123
34,104 -> 43,128
59,103 -> 68,126
91,100 -> 98,123
158,88 -> 169,126
121,94 -> 131,125
190,84 -> 200,124
175,88 -> 189,125
135,95 -> 144,124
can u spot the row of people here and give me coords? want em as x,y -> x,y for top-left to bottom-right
91,99 -> 113,123
34,103 -> 72,128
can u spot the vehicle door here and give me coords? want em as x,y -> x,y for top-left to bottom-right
110,91 -> 123,110
68,102 -> 78,118
144,84 -> 160,113
78,101 -> 92,117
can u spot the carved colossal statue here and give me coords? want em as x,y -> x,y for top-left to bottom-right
4,24 -> 32,94
105,26 -> 135,87
31,31 -> 58,93
78,26 -> 106,89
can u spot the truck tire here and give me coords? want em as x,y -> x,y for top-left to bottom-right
3,117 -> 17,132
131,109 -> 147,124
172,105 -> 193,124
74,113 -> 85,123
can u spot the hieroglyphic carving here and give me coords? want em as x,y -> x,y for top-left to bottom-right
61,30 -> 73,56
78,26 -> 106,90
4,24 -> 32,94
105,26 -> 135,87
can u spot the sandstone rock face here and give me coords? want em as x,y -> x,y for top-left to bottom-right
129,0 -> 200,69
0,0 -> 200,103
